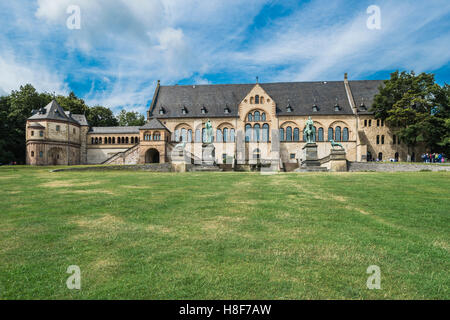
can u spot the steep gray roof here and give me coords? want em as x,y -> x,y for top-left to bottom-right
89,126 -> 140,134
71,114 -> 89,126
349,80 -> 385,114
28,100 -> 90,125
28,100 -> 79,124
150,80 -> 383,118
263,81 -> 352,116
151,84 -> 254,118
140,118 -> 168,130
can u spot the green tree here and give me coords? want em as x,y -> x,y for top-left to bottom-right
0,96 -> 15,164
87,106 -> 118,127
116,109 -> 145,126
4,85 -> 52,163
372,71 -> 448,154
56,91 -> 90,115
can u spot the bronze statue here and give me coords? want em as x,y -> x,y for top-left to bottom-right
205,119 -> 213,144
330,139 -> 344,149
304,116 -> 316,143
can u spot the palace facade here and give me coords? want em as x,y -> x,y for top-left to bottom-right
26,74 -> 419,169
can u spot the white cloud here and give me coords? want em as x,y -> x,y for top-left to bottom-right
0,53 -> 68,96
1,0 -> 448,111
230,0 -> 450,81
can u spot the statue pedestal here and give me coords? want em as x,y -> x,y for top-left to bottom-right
301,143 -> 320,167
329,148 -> 347,172
202,143 -> 215,166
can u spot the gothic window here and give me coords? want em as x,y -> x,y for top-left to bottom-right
175,129 -> 180,142
279,128 -> 285,142
254,124 -> 261,142
261,112 -> 266,121
188,129 -> 192,142
293,128 -> 299,141
342,127 -> 349,141
245,124 -> 252,142
181,128 -> 187,142
335,126 -> 341,141
285,126 -> 292,141
230,128 -> 235,142
318,128 -> 324,141
328,127 -> 333,141
217,129 -> 223,142
262,124 -> 269,142
255,95 -> 260,104
254,111 -> 260,122
223,128 -> 228,142
248,113 -> 253,122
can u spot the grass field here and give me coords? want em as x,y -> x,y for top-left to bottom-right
0,166 -> 449,299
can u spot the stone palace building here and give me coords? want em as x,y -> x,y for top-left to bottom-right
25,74 -> 417,170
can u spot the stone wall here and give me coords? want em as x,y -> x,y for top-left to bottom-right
348,162 -> 450,172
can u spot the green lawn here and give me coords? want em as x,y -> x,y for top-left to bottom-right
0,166 -> 449,299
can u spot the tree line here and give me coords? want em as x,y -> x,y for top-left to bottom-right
372,71 -> 450,157
0,84 -> 145,164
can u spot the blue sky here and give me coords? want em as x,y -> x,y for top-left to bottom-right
1,0 -> 449,115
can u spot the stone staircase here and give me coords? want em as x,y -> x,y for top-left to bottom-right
101,144 -> 139,165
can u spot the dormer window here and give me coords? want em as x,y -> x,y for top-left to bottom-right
224,105 -> 230,114
181,106 -> 188,115
287,104 -> 293,113
201,105 -> 207,114
334,104 -> 341,112
360,103 -> 367,111
312,104 -> 319,112
159,107 -> 165,115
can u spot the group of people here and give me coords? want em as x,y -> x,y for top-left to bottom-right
421,153 -> 446,163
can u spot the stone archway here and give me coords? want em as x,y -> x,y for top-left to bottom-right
145,148 -> 160,163
48,147 -> 64,165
